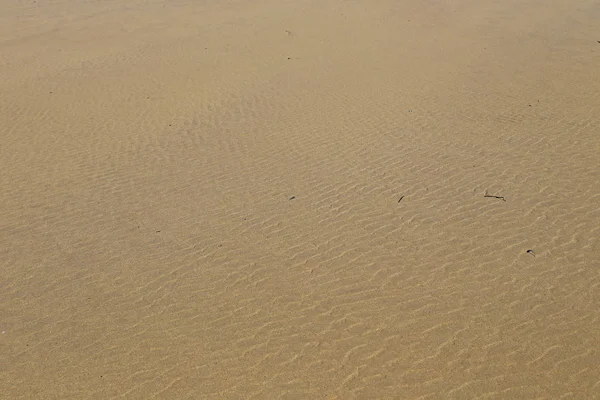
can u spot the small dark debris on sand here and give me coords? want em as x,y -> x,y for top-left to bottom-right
484,190 -> 506,201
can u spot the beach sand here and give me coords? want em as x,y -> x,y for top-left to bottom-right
1,0 -> 599,398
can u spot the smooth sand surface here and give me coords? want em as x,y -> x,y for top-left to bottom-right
2,0 -> 600,398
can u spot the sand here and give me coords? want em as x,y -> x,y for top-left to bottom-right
1,0 -> 600,398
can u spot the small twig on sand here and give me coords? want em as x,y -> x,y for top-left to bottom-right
484,190 -> 506,201
398,195 -> 405,203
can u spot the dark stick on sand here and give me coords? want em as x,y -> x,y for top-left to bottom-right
484,191 -> 506,201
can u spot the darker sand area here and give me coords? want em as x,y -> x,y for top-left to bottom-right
1,0 -> 600,398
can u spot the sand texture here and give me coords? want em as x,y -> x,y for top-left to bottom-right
2,0 -> 600,398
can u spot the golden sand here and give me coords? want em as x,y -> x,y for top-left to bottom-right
1,0 -> 599,398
